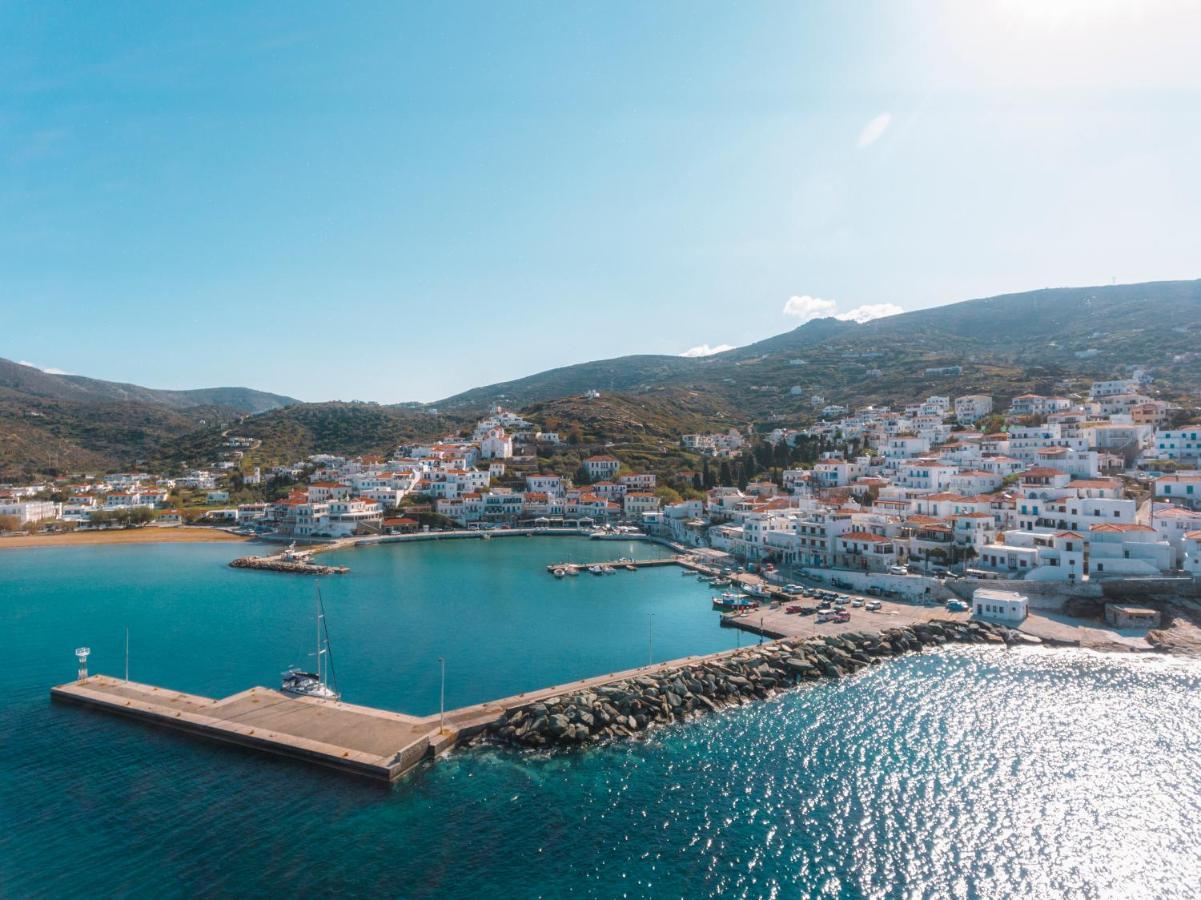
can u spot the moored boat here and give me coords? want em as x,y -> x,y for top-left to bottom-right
712,591 -> 759,612
282,583 -> 340,702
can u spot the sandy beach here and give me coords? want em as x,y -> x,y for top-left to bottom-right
0,527 -> 251,550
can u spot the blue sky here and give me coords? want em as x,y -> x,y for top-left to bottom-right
3,1 -> 1199,402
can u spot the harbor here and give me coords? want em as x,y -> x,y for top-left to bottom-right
50,617 -> 1013,781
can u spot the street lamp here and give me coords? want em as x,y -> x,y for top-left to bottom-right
647,613 -> 654,666
438,656 -> 446,733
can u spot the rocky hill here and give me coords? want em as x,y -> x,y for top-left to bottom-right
0,358 -> 299,479
436,280 -> 1201,417
4,279 -> 1198,478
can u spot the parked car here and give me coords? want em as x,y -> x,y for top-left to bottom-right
851,598 -> 864,608
946,599 -> 969,612
866,600 -> 882,612
833,611 -> 851,623
816,611 -> 835,623
888,565 -> 908,576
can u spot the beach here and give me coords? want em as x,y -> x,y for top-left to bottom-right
0,526 -> 249,550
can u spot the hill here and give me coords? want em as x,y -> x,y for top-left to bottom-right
436,280 -> 1201,418
0,358 -> 297,413
5,279 -> 1198,477
154,402 -> 475,470
0,357 -> 299,479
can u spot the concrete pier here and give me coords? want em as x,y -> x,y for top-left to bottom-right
546,557 -> 679,573
50,641 -> 792,782
51,677 -> 439,781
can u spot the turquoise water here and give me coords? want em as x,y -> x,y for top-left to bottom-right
3,539 -> 1200,897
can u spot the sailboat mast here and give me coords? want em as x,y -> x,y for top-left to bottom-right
316,583 -> 323,685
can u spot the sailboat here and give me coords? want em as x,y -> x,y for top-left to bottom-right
281,582 -> 340,701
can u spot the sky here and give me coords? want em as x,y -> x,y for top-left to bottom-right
2,1 -> 1199,402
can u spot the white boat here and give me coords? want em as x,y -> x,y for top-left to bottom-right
553,568 -> 566,578
565,566 -> 580,576
282,583 -> 340,701
280,541 -> 312,563
742,583 -> 771,598
600,565 -> 616,575
588,565 -> 605,575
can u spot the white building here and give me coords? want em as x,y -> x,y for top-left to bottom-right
583,455 -> 620,482
479,427 -> 514,460
972,588 -> 1028,624
1152,428 -> 1201,463
0,499 -> 60,525
1155,474 -> 1201,510
953,394 -> 994,423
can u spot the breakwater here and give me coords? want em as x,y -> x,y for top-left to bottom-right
476,618 -> 1010,749
228,556 -> 349,575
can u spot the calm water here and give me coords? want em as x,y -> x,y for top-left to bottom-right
2,539 -> 1200,898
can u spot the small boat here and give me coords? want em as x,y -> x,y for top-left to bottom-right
565,566 -> 580,576
553,568 -> 566,578
682,569 -> 695,576
709,577 -> 731,587
280,541 -> 312,563
713,591 -> 759,612
601,565 -> 616,575
742,583 -> 771,599
624,563 -> 636,571
281,583 -> 340,702
588,565 -> 605,575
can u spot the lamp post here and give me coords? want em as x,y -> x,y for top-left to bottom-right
438,656 -> 446,733
647,613 -> 654,666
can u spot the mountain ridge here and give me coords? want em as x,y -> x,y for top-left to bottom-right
0,358 -> 299,414
3,278 -> 1198,478
435,279 -> 1201,410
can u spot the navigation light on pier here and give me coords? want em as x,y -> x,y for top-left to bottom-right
75,647 -> 91,680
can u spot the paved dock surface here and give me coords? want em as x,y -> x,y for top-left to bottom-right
52,677 -> 439,781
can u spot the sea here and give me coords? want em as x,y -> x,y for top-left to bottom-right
1,537 -> 1199,898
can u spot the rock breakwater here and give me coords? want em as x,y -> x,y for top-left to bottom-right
229,557 -> 348,575
479,619 -> 1010,749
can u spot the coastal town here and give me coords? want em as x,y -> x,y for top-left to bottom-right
5,369 -> 1200,592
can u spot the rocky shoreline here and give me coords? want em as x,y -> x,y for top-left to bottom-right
477,619 -> 1017,750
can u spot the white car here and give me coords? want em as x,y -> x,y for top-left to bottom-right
888,565 -> 907,576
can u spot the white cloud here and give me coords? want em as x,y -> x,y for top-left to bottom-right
782,295 -> 838,321
836,303 -> 904,324
680,343 -> 734,358
17,360 -> 71,375
857,112 -> 892,148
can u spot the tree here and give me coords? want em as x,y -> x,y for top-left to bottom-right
655,486 -> 683,505
0,514 -> 19,533
702,458 -> 715,489
718,460 -> 732,487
